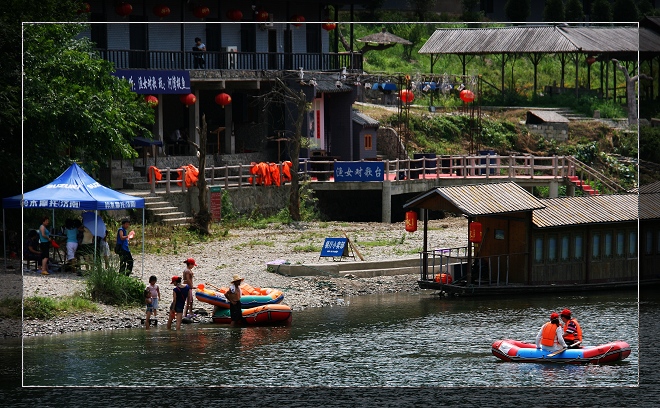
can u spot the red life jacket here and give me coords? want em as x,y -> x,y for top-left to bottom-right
563,318 -> 583,342
541,322 -> 560,346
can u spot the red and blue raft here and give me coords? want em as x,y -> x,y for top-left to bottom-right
491,339 -> 631,364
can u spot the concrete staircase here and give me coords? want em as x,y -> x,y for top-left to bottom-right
120,165 -> 151,190
124,191 -> 192,226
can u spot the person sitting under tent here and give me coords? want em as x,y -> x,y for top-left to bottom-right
24,230 -> 42,269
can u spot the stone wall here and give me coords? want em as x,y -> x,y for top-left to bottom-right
526,122 -> 569,141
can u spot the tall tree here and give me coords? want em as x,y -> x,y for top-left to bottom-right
612,0 -> 639,21
591,0 -> 613,21
22,24 -> 153,190
564,0 -> 585,22
504,0 -> 531,22
543,0 -> 565,22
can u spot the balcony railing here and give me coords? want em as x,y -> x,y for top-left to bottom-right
96,49 -> 363,71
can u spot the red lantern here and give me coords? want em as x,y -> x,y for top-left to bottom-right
193,6 -> 210,19
469,221 -> 482,243
256,9 -> 269,22
115,2 -> 132,17
145,95 -> 159,108
77,2 -> 91,14
153,4 -> 170,19
322,21 -> 337,31
459,89 -> 475,103
291,15 -> 305,27
586,56 -> 596,65
180,93 -> 196,106
399,89 -> 414,104
226,9 -> 243,21
405,210 -> 417,232
215,93 -> 232,108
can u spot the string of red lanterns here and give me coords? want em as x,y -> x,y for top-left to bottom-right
193,6 -> 210,19
215,93 -> 232,108
399,89 -> 414,104
255,9 -> 269,22
459,89 -> 475,103
145,95 -> 159,108
153,4 -> 170,19
180,93 -> 196,107
321,21 -> 337,31
291,15 -> 305,27
226,9 -> 243,21
115,2 -> 133,17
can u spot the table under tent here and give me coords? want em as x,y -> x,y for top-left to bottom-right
2,163 -> 146,277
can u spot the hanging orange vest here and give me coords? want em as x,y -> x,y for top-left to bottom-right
147,166 -> 162,183
541,322 -> 560,346
282,161 -> 292,182
563,318 -> 583,342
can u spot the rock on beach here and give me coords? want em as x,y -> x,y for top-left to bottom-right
21,218 -> 466,337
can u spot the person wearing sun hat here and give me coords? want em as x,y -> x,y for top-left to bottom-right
182,258 -> 197,318
560,308 -> 583,347
225,274 -> 245,326
535,311 -> 567,352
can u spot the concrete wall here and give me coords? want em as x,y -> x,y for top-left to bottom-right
526,123 -> 569,141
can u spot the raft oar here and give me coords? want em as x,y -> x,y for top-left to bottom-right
546,347 -> 567,357
567,340 -> 582,349
204,282 -> 224,292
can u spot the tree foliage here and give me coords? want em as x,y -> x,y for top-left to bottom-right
22,24 -> 153,190
504,0 -> 531,22
591,0 -> 613,22
612,0 -> 639,21
543,0 -> 565,22
564,0 -> 585,22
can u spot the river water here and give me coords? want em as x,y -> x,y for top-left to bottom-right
22,290 -> 638,388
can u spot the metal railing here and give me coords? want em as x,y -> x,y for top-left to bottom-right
419,247 -> 516,287
145,154 -> 615,192
97,49 -> 363,71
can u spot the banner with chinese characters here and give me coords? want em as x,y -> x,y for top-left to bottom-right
112,70 -> 191,94
333,162 -> 384,182
319,238 -> 348,258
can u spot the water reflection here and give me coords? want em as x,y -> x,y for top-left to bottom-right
23,290 -> 638,387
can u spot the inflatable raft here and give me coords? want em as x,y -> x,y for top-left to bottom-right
491,339 -> 631,364
195,284 -> 284,309
212,304 -> 293,326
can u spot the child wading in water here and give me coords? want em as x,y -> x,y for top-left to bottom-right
182,258 -> 197,318
145,275 -> 160,329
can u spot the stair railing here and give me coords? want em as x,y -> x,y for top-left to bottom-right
565,156 -> 627,194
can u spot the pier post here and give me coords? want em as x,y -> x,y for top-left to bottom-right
381,179 -> 392,223
549,180 -> 559,198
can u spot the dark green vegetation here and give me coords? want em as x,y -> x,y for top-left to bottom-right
84,261 -> 147,306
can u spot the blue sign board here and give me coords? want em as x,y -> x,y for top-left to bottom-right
334,162 -> 384,182
112,70 -> 191,94
320,238 -> 348,257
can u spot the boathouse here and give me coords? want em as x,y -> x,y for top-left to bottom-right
403,182 -> 642,289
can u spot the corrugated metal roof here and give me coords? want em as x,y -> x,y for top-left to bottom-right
640,193 -> 660,219
527,110 -> 569,123
558,26 -> 638,53
638,181 -> 660,194
352,111 -> 380,128
533,194 -> 640,228
640,27 -> 660,53
419,25 -> 642,55
404,182 -> 545,216
357,28 -> 412,45
314,78 -> 353,94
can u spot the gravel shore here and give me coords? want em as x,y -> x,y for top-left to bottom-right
21,217 -> 467,336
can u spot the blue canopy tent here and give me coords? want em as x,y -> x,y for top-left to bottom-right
3,163 -> 146,277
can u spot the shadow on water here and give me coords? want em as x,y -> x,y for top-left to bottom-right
22,290 -> 638,387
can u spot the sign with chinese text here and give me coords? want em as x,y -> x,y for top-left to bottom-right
334,162 -> 384,182
320,238 -> 348,257
210,186 -> 222,222
112,70 -> 191,94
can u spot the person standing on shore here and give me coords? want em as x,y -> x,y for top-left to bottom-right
225,274 -> 245,327
167,276 -> 190,331
37,216 -> 52,275
182,258 -> 197,318
116,219 -> 133,275
145,275 -> 161,329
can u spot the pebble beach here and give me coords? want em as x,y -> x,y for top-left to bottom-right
20,217 -> 467,336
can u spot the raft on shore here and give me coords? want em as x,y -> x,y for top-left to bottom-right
491,339 -> 631,364
212,304 -> 293,326
195,284 -> 284,309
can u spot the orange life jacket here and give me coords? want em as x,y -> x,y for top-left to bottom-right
147,166 -> 162,183
541,322 -> 560,346
563,318 -> 583,342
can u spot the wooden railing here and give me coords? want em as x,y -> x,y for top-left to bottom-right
97,49 -> 363,71
146,154 -> 609,193
565,156 -> 627,194
419,246 -> 520,287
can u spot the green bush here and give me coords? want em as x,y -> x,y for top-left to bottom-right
85,261 -> 145,306
23,297 -> 58,319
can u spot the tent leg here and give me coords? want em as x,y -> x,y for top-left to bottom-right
93,210 -> 98,267
3,209 -> 6,271
142,208 -> 145,280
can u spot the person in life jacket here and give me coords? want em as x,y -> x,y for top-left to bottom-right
535,312 -> 567,352
560,308 -> 583,347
